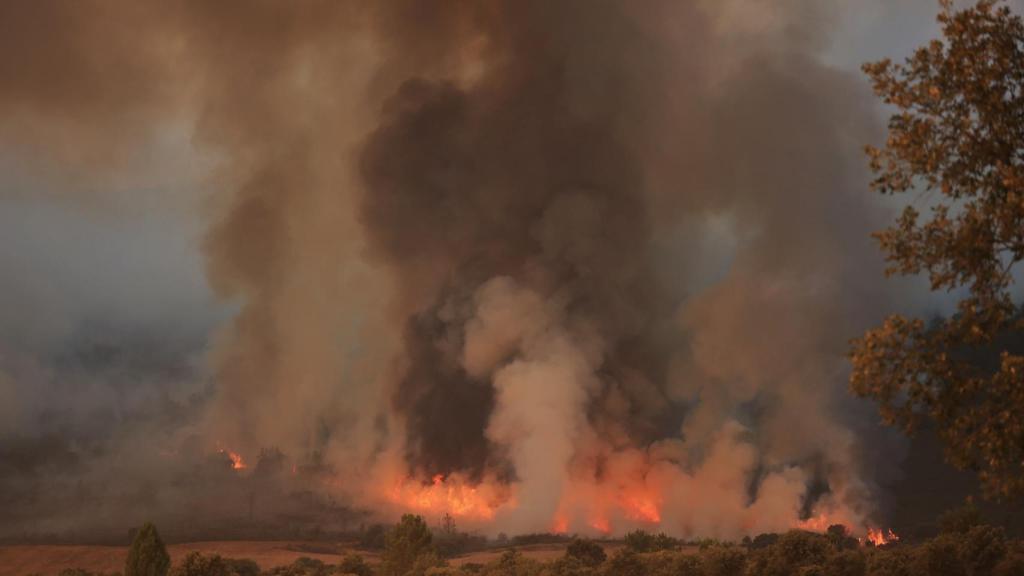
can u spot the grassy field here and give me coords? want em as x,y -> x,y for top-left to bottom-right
0,541 -> 369,576
0,541 -> 628,576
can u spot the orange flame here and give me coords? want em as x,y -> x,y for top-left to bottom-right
797,513 -> 832,532
551,513 -> 569,534
865,527 -> 899,546
387,474 -> 506,520
214,443 -> 247,470
619,491 -> 662,524
589,515 -> 611,534
220,449 -> 246,470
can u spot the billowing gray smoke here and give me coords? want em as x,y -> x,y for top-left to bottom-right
0,0 -> 935,540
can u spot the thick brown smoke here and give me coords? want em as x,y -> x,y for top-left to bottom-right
0,0 -> 920,540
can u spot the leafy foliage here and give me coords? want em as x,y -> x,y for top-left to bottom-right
623,530 -> 678,553
700,545 -> 747,576
747,531 -> 831,576
170,552 -> 233,576
605,549 -> 645,576
938,503 -> 982,535
960,524 -> 1007,575
912,535 -> 965,576
125,522 -> 171,576
263,557 -> 334,576
823,549 -> 866,576
865,547 -> 914,576
827,525 -> 860,551
380,515 -> 442,576
851,0 -> 1024,498
338,553 -> 374,576
563,539 -> 606,567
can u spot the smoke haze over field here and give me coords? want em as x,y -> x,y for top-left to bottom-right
1,0 -> 1010,541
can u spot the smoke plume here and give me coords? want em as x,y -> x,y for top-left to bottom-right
0,0 -> 935,540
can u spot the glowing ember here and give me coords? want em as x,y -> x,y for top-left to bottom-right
388,474 -> 504,520
865,527 -> 899,546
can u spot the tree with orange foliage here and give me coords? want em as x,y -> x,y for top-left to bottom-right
851,0 -> 1024,499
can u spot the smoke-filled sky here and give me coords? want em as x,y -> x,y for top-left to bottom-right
2,0 -> 1019,542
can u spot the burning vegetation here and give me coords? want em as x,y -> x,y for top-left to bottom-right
45,507 -> 1024,576
3,0 -> 1024,562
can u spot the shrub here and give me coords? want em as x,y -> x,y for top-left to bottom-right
624,530 -> 677,554
826,526 -> 859,551
750,534 -> 780,550
624,530 -> 656,553
225,558 -> 259,576
511,533 -> 571,546
435,531 -> 489,558
496,549 -> 521,576
546,556 -> 593,576
701,546 -> 746,576
960,525 -> 1007,576
564,538 -> 605,567
938,504 -> 981,536
264,557 -> 332,576
491,552 -> 543,576
673,555 -> 703,576
170,552 -> 231,576
865,547 -> 913,576
125,522 -> 171,576
994,552 -> 1024,576
912,535 -> 965,576
822,549 -> 865,576
338,553 -> 374,576
747,531 -> 830,576
642,550 -> 700,576
605,549 -> 645,576
652,533 -> 678,552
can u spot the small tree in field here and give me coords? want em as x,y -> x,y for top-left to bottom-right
564,538 -> 606,567
851,0 -> 1024,499
125,522 -> 170,576
381,514 -> 441,576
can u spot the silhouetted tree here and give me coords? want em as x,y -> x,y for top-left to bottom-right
912,534 -> 965,576
170,552 -> 231,576
125,522 -> 170,576
851,0 -> 1024,499
624,529 -> 656,553
960,525 -> 1008,575
938,503 -> 982,535
381,514 -> 441,576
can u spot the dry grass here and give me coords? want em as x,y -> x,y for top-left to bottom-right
0,540 -> 636,575
0,541 -> 375,576
450,543 -> 623,566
